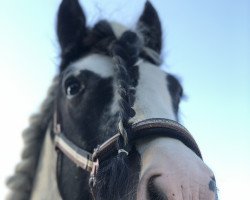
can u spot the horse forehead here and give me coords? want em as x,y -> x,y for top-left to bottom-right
131,60 -> 176,123
70,54 -> 115,78
69,53 -> 175,122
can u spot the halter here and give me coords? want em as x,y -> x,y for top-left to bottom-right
53,112 -> 202,189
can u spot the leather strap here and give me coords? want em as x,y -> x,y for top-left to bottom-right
131,118 -> 202,159
55,134 -> 93,172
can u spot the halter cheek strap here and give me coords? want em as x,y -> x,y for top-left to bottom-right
54,133 -> 93,172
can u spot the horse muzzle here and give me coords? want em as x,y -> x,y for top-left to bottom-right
136,137 -> 216,200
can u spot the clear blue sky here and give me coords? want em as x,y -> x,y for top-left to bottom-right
0,0 -> 249,199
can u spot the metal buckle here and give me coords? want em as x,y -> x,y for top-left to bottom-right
89,159 -> 99,188
89,145 -> 101,188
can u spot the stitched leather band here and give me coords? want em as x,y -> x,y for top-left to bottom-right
131,118 -> 202,159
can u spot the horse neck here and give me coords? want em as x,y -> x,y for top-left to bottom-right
30,129 -> 61,200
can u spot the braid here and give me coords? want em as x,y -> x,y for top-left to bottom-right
112,54 -> 132,146
94,31 -> 142,199
110,31 -> 142,152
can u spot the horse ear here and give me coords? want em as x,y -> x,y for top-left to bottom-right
57,0 -> 87,54
137,1 -> 162,53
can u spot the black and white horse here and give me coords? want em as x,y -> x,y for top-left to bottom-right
7,1 -> 217,200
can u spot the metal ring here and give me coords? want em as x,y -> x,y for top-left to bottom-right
118,149 -> 129,156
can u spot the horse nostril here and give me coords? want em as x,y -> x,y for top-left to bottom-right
147,175 -> 167,200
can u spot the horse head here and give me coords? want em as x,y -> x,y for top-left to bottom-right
7,1 -> 217,200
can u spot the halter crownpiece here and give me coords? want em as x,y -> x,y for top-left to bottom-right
53,115 -> 202,186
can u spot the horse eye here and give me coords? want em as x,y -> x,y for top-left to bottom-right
65,77 -> 84,98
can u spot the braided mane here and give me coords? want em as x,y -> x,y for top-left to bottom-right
6,77 -> 59,200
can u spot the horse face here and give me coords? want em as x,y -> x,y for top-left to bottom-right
55,1 -> 216,200
56,54 -> 117,199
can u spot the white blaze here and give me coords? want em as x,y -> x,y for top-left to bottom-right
71,54 -> 114,78
130,60 -> 176,124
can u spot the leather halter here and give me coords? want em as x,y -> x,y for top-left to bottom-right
53,113 -> 202,186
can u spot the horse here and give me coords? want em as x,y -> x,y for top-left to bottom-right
6,1 -> 217,200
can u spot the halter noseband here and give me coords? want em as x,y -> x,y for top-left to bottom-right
53,112 -> 202,188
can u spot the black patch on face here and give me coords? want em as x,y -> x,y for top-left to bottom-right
166,74 -> 183,117
56,69 -> 114,200
58,69 -> 115,148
